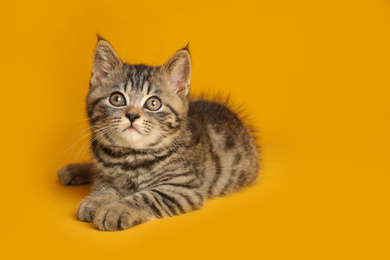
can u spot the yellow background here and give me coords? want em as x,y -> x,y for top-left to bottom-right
1,0 -> 390,259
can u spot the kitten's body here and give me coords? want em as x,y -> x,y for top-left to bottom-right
58,38 -> 259,231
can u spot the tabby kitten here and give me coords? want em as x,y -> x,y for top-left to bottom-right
57,37 -> 259,231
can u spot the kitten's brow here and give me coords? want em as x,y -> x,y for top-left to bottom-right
124,80 -> 129,92
147,83 -> 152,95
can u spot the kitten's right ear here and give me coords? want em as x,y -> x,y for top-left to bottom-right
91,37 -> 123,85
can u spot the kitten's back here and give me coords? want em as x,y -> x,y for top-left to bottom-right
187,99 -> 259,198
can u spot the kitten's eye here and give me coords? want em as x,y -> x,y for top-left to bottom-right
109,92 -> 126,107
144,97 -> 162,111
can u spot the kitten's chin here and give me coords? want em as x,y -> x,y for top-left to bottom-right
112,129 -> 150,150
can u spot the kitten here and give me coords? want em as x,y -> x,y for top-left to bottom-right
57,37 -> 259,231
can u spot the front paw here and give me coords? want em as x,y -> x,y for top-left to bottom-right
57,163 -> 91,186
78,197 -> 113,222
93,202 -> 140,231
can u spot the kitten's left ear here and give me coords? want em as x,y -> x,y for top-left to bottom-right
161,48 -> 192,97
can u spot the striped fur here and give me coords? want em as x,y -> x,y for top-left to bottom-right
57,38 -> 259,231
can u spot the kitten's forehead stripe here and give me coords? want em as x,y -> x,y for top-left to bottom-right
128,74 -> 134,91
134,65 -> 148,91
126,65 -> 153,93
123,80 -> 128,92
142,81 -> 150,95
140,75 -> 146,92
147,83 -> 152,95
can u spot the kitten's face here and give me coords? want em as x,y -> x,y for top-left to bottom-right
86,39 -> 191,150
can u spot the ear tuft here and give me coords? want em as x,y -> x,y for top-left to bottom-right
181,42 -> 191,53
161,49 -> 192,96
96,34 -> 105,42
91,39 -> 122,85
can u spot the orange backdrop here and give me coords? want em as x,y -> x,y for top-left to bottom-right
1,0 -> 390,259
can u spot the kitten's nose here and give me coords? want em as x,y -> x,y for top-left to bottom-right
126,113 -> 140,123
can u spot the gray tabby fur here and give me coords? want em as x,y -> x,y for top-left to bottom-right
57,37 -> 259,231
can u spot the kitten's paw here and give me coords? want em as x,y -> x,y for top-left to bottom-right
93,202 -> 138,231
57,163 -> 91,185
78,197 -> 113,222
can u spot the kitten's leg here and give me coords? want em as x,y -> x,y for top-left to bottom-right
77,182 -> 121,222
93,187 -> 205,231
57,162 -> 94,185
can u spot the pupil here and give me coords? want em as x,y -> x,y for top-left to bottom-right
116,96 -> 121,102
152,100 -> 156,106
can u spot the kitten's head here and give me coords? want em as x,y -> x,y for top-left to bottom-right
86,38 -> 191,150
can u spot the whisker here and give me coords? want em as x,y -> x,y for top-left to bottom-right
67,122 -> 112,140
87,125 -> 119,154
64,125 -> 113,155
74,125 -> 116,160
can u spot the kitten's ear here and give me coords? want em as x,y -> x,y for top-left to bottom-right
161,49 -> 192,96
91,37 -> 123,85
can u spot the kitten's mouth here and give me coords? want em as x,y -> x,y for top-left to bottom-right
124,125 -> 140,133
